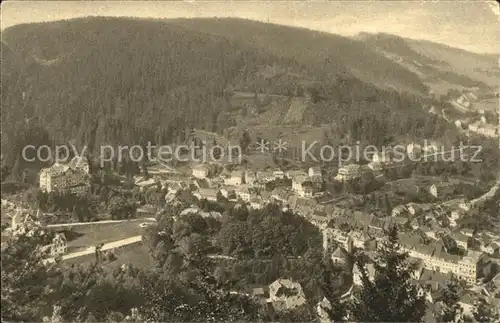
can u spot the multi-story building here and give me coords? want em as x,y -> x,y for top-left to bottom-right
460,228 -> 475,237
244,171 -> 256,185
39,156 -> 90,194
49,233 -> 67,257
235,185 -> 251,202
367,161 -> 384,173
219,186 -> 236,199
308,166 -> 322,178
292,174 -> 309,194
285,170 -> 308,180
225,171 -> 243,186
468,122 -> 499,137
400,240 -> 485,284
193,188 -> 218,202
267,279 -> 306,311
464,92 -> 478,102
323,228 -> 353,253
250,196 -> 264,210
292,174 -> 322,198
271,187 -> 293,204
68,156 -> 90,173
256,171 -> 274,183
451,231 -> 469,250
273,170 -> 285,180
482,240 -> 500,255
192,164 -> 211,179
335,164 -> 362,182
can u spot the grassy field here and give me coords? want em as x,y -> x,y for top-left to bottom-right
59,221 -> 146,253
62,241 -> 153,270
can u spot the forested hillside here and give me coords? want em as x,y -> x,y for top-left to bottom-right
171,18 -> 429,94
0,17 -> 473,176
356,32 -> 499,94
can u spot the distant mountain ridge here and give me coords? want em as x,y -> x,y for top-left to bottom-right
355,32 -> 498,95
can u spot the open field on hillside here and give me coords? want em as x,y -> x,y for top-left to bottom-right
61,241 -> 152,269
58,221 -> 145,253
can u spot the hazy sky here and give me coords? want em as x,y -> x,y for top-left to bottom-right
1,1 -> 499,53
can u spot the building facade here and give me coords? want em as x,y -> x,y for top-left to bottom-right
50,233 -> 67,257
39,157 -> 90,194
192,164 -> 210,179
335,164 -> 362,182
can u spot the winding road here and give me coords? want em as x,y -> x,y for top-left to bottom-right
470,172 -> 500,207
46,217 -> 156,229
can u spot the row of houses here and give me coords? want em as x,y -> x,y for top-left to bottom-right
190,164 -> 326,203
333,142 -> 440,182
310,199 -> 496,286
400,239 -> 490,285
445,90 -> 499,138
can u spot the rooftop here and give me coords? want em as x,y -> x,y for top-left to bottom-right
231,170 -> 243,177
197,188 -> 219,197
41,161 -> 81,177
67,156 -> 89,169
292,174 -> 310,184
420,269 -> 453,284
332,246 -> 349,259
450,231 -> 469,243
340,164 -> 361,172
193,164 -> 210,171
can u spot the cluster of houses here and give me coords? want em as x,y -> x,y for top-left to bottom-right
173,158 -> 499,308
314,206 -> 500,319
333,142 -> 436,183
332,205 -> 499,317
239,216 -> 499,321
449,91 -> 479,113
467,109 -> 499,138
182,140 -> 439,208
4,209 -> 68,257
184,164 -> 327,209
442,90 -> 499,138
22,138 -> 498,320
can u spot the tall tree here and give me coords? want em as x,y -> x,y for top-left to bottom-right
239,130 -> 252,154
437,276 -> 463,323
1,228 -> 61,321
318,261 -> 348,322
350,226 -> 426,322
473,298 -> 499,323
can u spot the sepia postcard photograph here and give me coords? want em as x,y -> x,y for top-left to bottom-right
1,0 -> 499,322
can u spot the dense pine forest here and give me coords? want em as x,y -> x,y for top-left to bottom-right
0,17 -> 496,178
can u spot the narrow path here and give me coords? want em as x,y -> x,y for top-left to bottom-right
470,173 -> 500,206
46,217 -> 156,228
44,235 -> 143,264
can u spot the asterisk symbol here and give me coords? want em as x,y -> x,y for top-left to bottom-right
255,139 -> 269,153
273,139 -> 288,153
